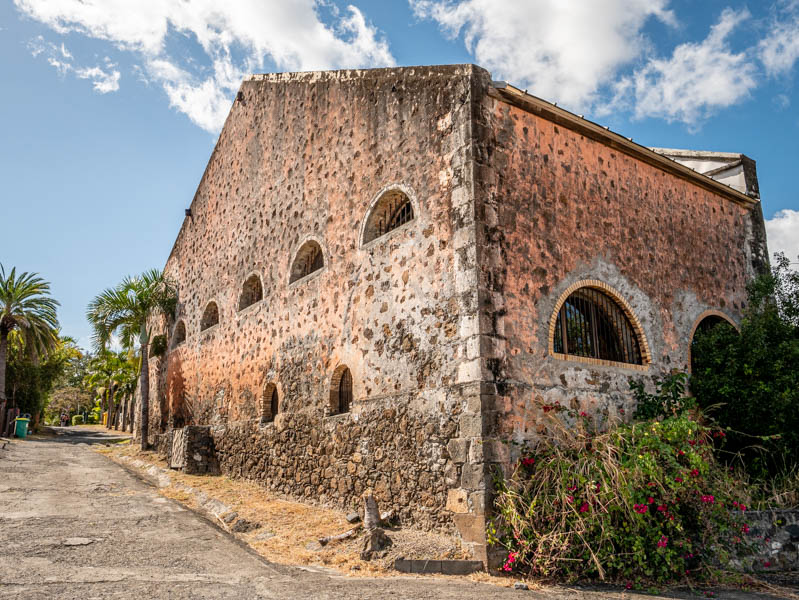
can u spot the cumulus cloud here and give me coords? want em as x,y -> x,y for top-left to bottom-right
411,0 -> 675,109
27,35 -> 121,93
765,209 -> 799,262
608,8 -> 757,126
15,0 -> 395,132
759,1 -> 799,75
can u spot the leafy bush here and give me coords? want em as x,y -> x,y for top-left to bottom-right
632,372 -> 693,420
691,253 -> 799,479
71,414 -> 84,426
489,406 -> 752,584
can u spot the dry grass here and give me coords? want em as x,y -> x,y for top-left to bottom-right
97,443 -> 486,579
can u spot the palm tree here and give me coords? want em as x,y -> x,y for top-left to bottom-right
0,265 -> 60,404
86,269 -> 175,449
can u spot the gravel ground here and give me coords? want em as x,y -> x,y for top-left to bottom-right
0,428 -> 795,600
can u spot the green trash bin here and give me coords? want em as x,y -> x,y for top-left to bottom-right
14,417 -> 30,439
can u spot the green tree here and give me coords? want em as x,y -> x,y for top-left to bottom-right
691,253 -> 799,478
86,269 -> 176,449
5,335 -> 77,425
0,264 -> 60,405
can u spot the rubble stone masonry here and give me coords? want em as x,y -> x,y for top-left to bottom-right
139,65 -> 768,563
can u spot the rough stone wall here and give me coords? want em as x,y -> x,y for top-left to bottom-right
211,386 -> 470,530
144,65 -> 488,554
474,91 -> 767,450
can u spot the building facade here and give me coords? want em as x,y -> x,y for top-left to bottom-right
143,65 -> 768,562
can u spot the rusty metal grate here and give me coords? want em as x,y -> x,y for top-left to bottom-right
365,190 -> 415,243
553,287 -> 642,365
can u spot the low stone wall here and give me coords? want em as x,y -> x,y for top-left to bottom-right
737,509 -> 799,572
210,390 -> 465,532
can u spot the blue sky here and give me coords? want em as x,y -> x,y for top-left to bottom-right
1,0 -> 798,349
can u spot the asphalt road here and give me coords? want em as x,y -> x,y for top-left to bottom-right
0,429 -> 793,599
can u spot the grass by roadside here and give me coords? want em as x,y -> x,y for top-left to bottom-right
95,442 -> 515,587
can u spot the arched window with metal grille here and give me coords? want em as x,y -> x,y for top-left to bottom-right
552,287 -> 644,365
362,188 -> 415,245
289,240 -> 324,283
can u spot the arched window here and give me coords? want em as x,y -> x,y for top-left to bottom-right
552,286 -> 644,365
362,188 -> 415,245
172,320 -> 186,346
200,301 -> 219,331
289,240 -> 324,283
239,274 -> 263,310
329,365 -> 352,415
262,383 -> 279,423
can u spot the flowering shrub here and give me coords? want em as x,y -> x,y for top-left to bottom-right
488,408 -> 753,583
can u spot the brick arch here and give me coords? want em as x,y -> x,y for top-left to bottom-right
328,364 -> 353,416
261,382 -> 279,423
548,279 -> 652,369
359,182 -> 419,247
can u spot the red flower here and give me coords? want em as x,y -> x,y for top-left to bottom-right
634,503 -> 649,514
764,561 -> 772,568
742,524 -> 750,533
521,458 -> 535,466
688,440 -> 696,446
675,477 -> 683,483
739,504 -> 747,512
657,535 -> 668,548
690,469 -> 700,477
677,450 -> 685,456
579,502 -> 590,513
566,495 -> 574,503
657,504 -> 667,512
567,485 -> 577,492
701,495 -> 715,504
647,481 -> 657,487
579,411 -> 588,417
648,497 -> 655,504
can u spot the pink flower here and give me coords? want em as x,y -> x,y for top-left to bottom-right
675,477 -> 683,483
701,495 -> 715,504
648,497 -> 655,504
579,502 -> 590,513
579,411 -> 588,417
566,495 -> 574,503
567,485 -> 577,492
657,504 -> 667,512
521,458 -> 535,466
764,561 -> 772,568
740,504 -> 747,512
742,524 -> 750,534
690,469 -> 700,477
634,503 -> 649,514
657,536 -> 668,548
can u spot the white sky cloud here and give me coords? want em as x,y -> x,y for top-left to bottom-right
411,0 -> 675,110
608,8 -> 757,126
759,2 -> 799,75
765,209 -> 799,261
15,0 -> 395,132
27,35 -> 121,93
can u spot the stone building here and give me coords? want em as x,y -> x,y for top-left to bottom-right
143,65 -> 768,563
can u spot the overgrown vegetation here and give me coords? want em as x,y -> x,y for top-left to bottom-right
489,392 -> 752,584
691,253 -> 799,480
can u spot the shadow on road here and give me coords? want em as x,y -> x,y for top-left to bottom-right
34,425 -> 133,445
